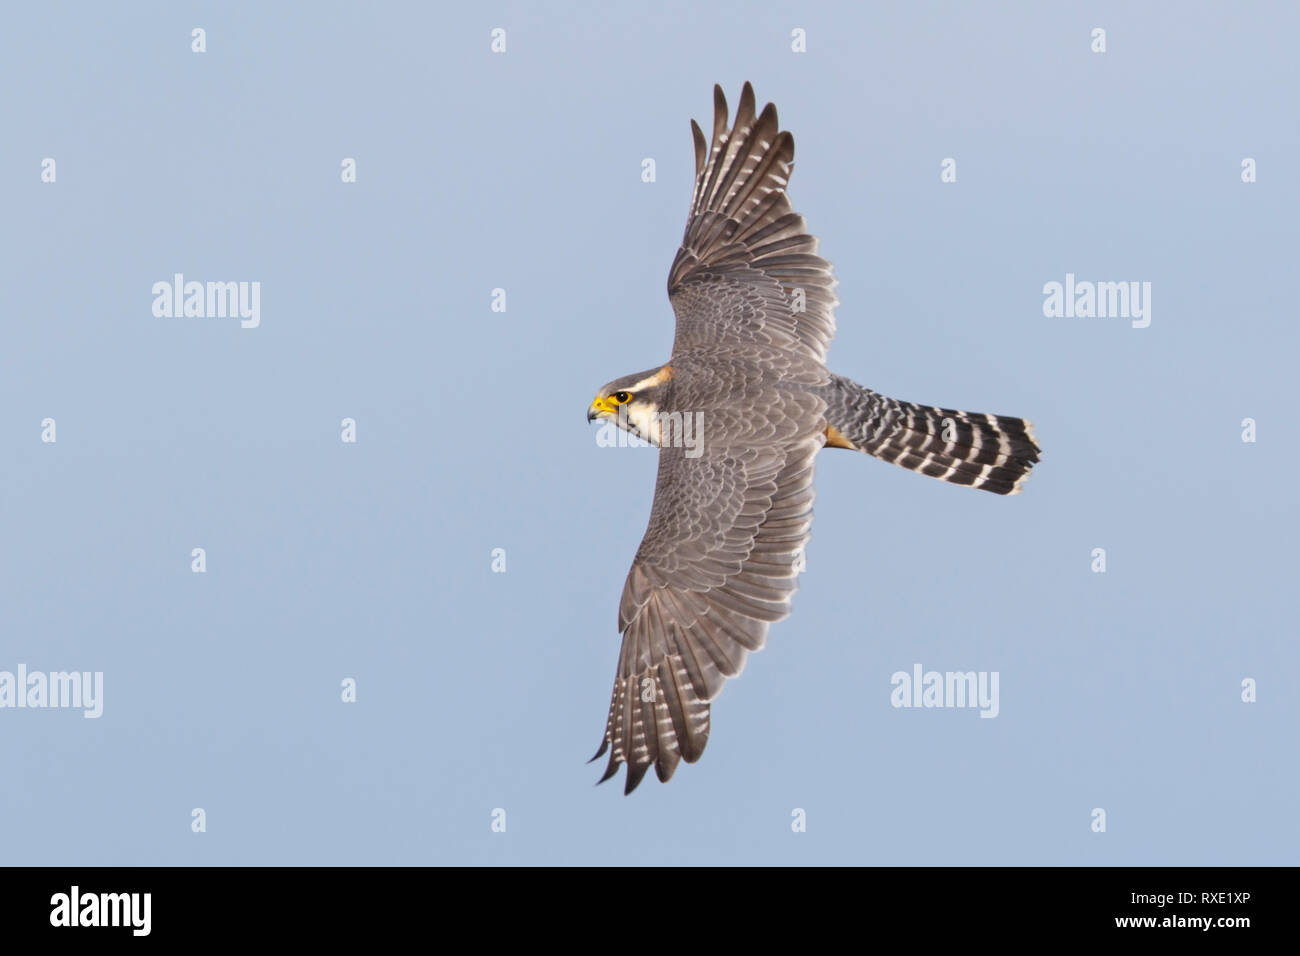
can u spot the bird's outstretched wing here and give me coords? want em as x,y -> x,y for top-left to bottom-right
668,82 -> 838,363
592,426 -> 823,794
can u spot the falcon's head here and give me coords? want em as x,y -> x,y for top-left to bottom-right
587,366 -> 674,440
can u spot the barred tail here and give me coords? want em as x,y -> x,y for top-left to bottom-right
822,376 -> 1041,495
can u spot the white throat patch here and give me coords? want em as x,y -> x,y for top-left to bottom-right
621,401 -> 662,444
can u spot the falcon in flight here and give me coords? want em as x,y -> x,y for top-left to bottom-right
587,83 -> 1040,793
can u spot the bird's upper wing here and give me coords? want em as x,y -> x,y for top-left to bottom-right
668,82 -> 838,364
593,407 -> 824,793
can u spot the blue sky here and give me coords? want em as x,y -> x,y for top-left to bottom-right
1,1 -> 1296,865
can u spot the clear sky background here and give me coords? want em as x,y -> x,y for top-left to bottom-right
2,1 -> 1296,865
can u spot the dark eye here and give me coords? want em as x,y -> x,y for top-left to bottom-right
614,391 -> 631,404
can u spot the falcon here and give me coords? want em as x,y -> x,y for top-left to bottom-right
587,83 -> 1041,793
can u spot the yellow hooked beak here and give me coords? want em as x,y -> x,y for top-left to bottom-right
587,395 -> 618,423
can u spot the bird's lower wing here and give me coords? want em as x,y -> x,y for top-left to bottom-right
593,434 -> 821,793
